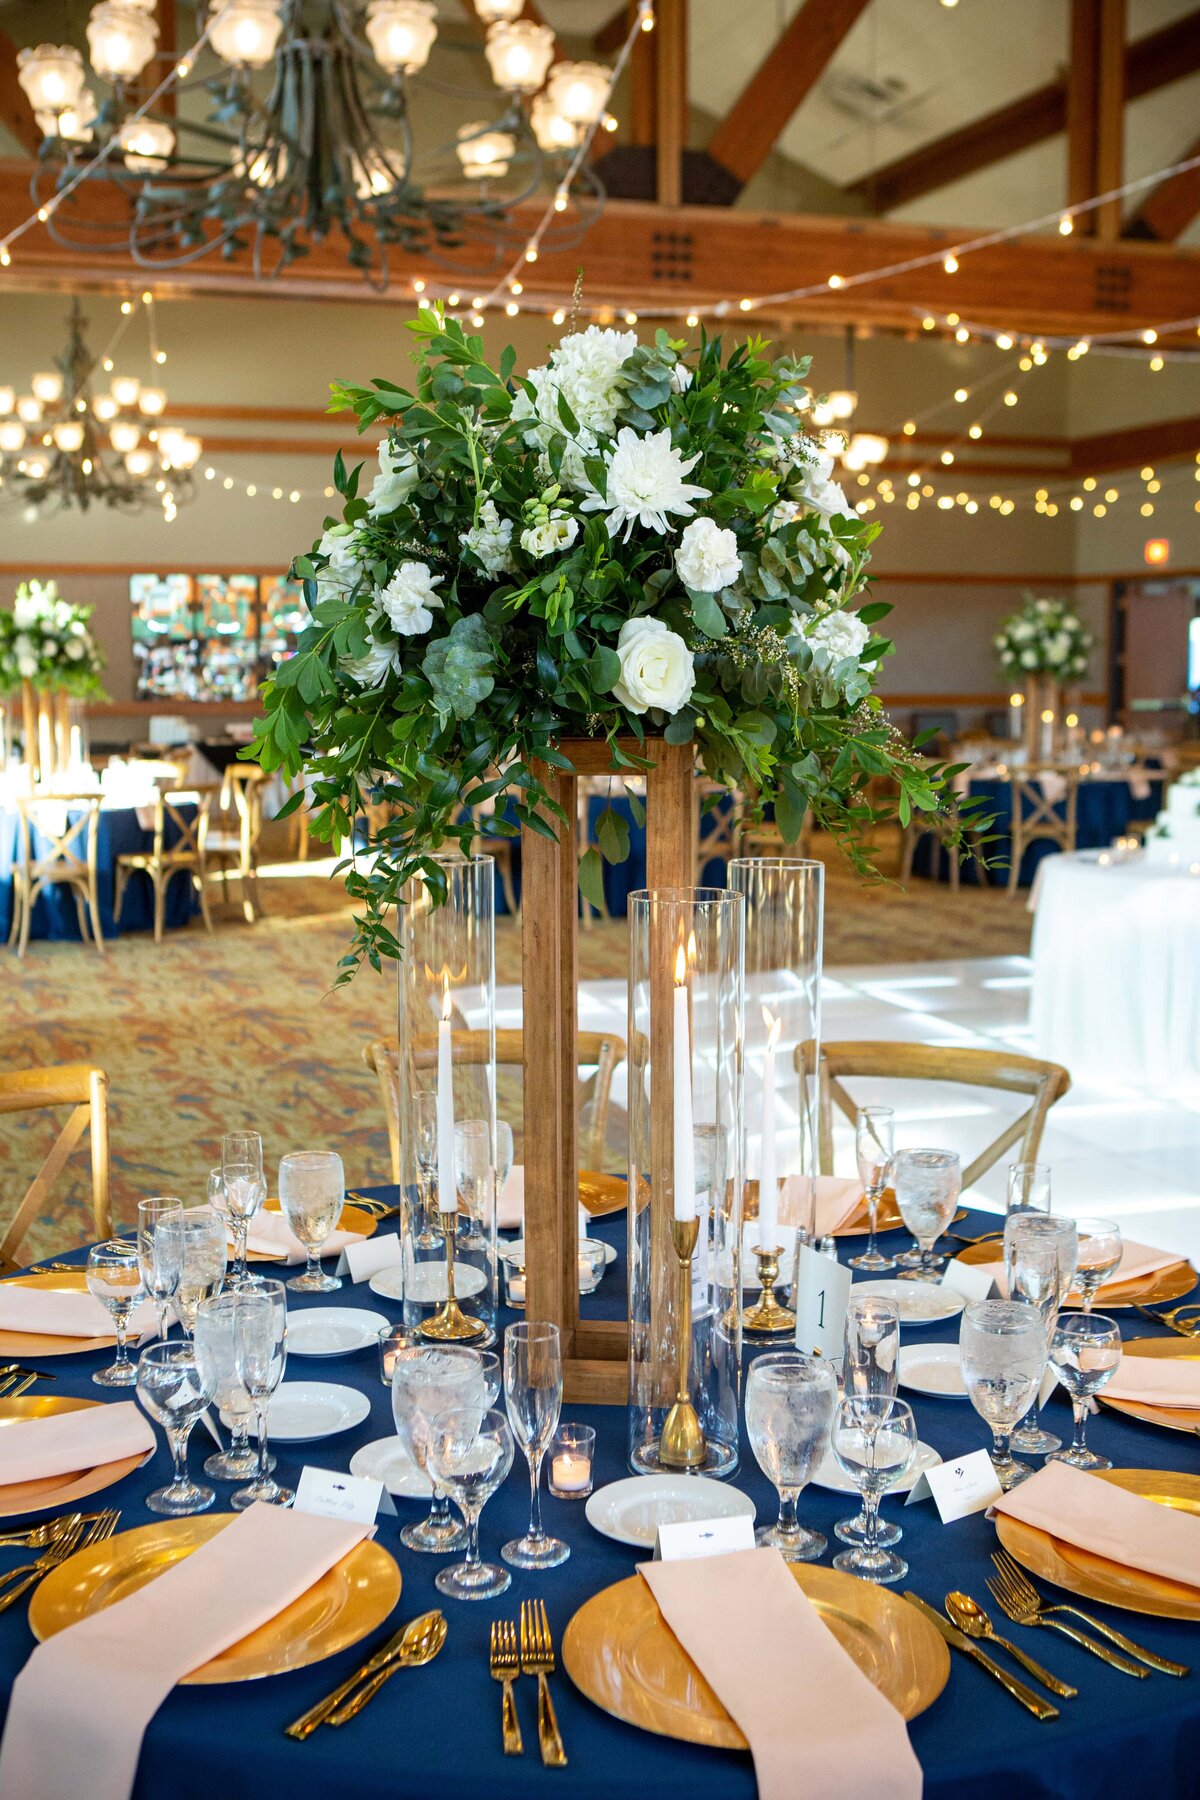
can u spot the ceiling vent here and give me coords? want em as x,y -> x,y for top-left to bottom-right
823,70 -> 912,125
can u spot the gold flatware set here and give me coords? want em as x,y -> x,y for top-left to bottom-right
484,1602 -> 568,1765
0,1509 -> 119,1616
1132,1302 -> 1200,1337
285,1610 -> 446,1739
989,1550 -> 1190,1678
345,1193 -> 400,1220
0,1364 -> 53,1400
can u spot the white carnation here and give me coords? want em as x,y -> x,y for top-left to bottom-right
316,523 -> 366,599
343,604 -> 400,688
512,326 -> 636,490
377,561 -> 444,636
675,517 -> 740,592
520,510 -> 579,559
805,609 -> 870,664
582,427 -> 709,540
460,499 -> 516,576
366,439 -> 420,517
612,616 -> 695,716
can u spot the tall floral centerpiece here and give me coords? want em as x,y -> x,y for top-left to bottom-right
0,580 -> 106,777
995,595 -> 1092,761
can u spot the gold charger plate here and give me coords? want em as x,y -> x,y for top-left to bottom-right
0,1396 -> 151,1520
952,1242 -> 1197,1309
30,1514 -> 402,1682
578,1171 -> 627,1219
0,1269 -> 115,1358
995,1468 -> 1200,1621
245,1201 -> 379,1264
1099,1334 -> 1200,1435
562,1564 -> 949,1746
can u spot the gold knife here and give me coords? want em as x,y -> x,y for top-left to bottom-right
904,1593 -> 1060,1721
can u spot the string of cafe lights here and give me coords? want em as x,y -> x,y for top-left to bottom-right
855,449 -> 1200,522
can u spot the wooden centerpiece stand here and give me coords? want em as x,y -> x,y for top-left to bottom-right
520,736 -> 694,1405
19,683 -> 73,783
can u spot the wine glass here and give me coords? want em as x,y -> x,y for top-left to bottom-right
960,1298 -> 1046,1489
217,1131 -> 266,1287
279,1150 -> 345,1293
193,1291 -> 272,1483
893,1148 -> 960,1281
136,1341 -> 216,1515
849,1106 -> 895,1272
1006,1213 -> 1078,1456
426,1406 -> 515,1601
412,1088 -> 439,1249
1006,1162 -> 1051,1216
1074,1218 -> 1122,1312
496,1121 -> 515,1207
1047,1312 -> 1122,1470
831,1396 -> 917,1585
502,1320 -> 568,1570
454,1118 -> 493,1248
744,1351 -> 837,1562
86,1239 -> 143,1387
231,1280 -> 293,1508
136,1197 -> 183,1342
159,1206 -> 227,1337
836,1295 -> 902,1548
391,1346 -> 498,1552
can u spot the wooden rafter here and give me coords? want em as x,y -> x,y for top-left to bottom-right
707,0 -> 871,190
653,0 -> 686,207
1067,0 -> 1125,240
0,31 -> 39,158
1125,135 -> 1200,242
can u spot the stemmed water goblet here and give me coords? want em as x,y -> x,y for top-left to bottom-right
1073,1218 -> 1122,1312
136,1341 -> 217,1515
231,1279 -> 293,1508
1047,1312 -> 1122,1470
831,1396 -> 917,1584
391,1346 -> 499,1552
744,1352 -> 837,1562
86,1239 -> 143,1387
836,1296 -> 902,1548
136,1197 -> 183,1342
502,1320 -> 569,1570
426,1406 -> 515,1601
894,1148 -> 960,1281
454,1119 -> 493,1249
215,1131 -> 266,1288
159,1206 -> 227,1337
279,1150 -> 345,1293
1006,1162 -> 1051,1217
960,1298 -> 1046,1489
194,1291 -> 273,1483
1006,1213 -> 1078,1456
849,1107 -> 895,1273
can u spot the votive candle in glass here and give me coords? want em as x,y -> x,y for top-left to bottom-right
548,1424 -> 595,1498
378,1323 -> 416,1386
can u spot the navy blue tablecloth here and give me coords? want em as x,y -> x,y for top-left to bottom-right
914,775 -> 1164,887
1,1201 -> 1196,1800
0,803 -> 198,941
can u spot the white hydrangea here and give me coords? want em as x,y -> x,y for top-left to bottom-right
377,561 -> 444,636
675,517 -> 740,592
520,510 -> 579,559
582,427 -> 709,540
460,499 -> 516,576
343,604 -> 400,688
512,326 -> 637,490
366,439 -> 420,517
805,609 -> 870,664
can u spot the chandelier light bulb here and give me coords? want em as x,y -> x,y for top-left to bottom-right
16,396 -> 43,424
474,0 -> 524,19
86,3 -> 158,82
365,0 -> 438,75
209,0 -> 286,70
118,117 -> 176,173
545,61 -> 613,127
138,386 -> 167,416
484,20 -> 555,93
456,123 -> 516,180
349,151 -> 396,200
21,455 -> 51,481
530,92 -> 579,153
172,433 -> 202,469
125,447 -> 154,477
93,394 -> 118,421
847,432 -> 888,466
111,374 -> 141,409
36,87 -> 98,142
0,422 -> 26,453
828,388 -> 857,421
31,371 -> 64,405
16,43 -> 86,115
110,421 -> 141,453
0,388 -> 12,416
52,420 -> 85,452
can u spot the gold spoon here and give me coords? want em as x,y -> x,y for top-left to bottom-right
328,1611 -> 447,1724
945,1592 -> 1077,1699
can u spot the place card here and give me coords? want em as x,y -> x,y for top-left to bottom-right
905,1448 -> 1002,1523
792,1241 -> 852,1359
941,1256 -> 1000,1302
653,1514 -> 756,1561
294,1464 -> 395,1523
336,1233 -> 402,1283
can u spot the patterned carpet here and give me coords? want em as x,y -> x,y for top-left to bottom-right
1,830 -> 1031,1260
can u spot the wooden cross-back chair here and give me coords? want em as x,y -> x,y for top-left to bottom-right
795,1040 -> 1071,1192
1006,767 -> 1079,894
900,797 -> 992,893
0,1065 -> 112,1272
207,764 -> 268,922
362,1028 -> 626,1185
114,783 -> 221,942
9,794 -> 105,957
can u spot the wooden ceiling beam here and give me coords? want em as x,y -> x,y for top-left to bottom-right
1125,135 -> 1200,241
594,6 -> 633,57
653,0 -> 686,207
1070,412 -> 1200,474
0,31 -> 40,158
707,0 -> 872,190
1068,0 -> 1125,240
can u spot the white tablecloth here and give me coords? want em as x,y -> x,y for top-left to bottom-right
1030,851 -> 1200,1095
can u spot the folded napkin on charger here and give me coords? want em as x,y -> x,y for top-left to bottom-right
0,1286 -> 156,1340
991,1460 -> 1200,1591
497,1167 -> 590,1238
1100,1358 -> 1200,1410
240,1211 -> 366,1265
0,1503 -> 371,1800
641,1548 -> 922,1800
0,1401 -> 154,1486
969,1236 -> 1189,1301
770,1175 -> 864,1239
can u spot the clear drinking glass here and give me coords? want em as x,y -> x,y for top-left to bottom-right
1074,1218 -> 1122,1312
849,1107 -> 896,1273
391,1345 -> 498,1552
960,1298 -> 1046,1489
136,1197 -> 183,1342
893,1148 -> 961,1281
836,1296 -> 902,1548
502,1320 -> 568,1570
231,1280 -> 293,1508
426,1405 -> 515,1601
1047,1312 -> 1122,1470
744,1352 -> 837,1562
831,1396 -> 917,1584
218,1131 -> 266,1288
136,1341 -> 216,1515
193,1291 -> 272,1482
1006,1213 -> 1078,1456
86,1239 -> 143,1387
1006,1162 -> 1051,1216
279,1150 -> 345,1293
159,1206 -> 227,1337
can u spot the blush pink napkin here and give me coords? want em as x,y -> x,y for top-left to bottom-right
640,1548 -> 922,1800
0,1504 -> 372,1800
0,1286 -> 156,1339
991,1460 -> 1200,1590
0,1401 -> 154,1485
971,1236 -> 1190,1302
1101,1358 -> 1200,1409
241,1211 -> 366,1264
497,1168 -> 592,1237
774,1175 -> 864,1238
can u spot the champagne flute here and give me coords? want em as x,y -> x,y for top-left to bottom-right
893,1148 -> 960,1281
219,1130 -> 266,1288
279,1150 -> 345,1293
1047,1312 -> 1122,1470
412,1088 -> 439,1249
849,1106 -> 895,1272
454,1118 -> 492,1249
502,1320 -> 568,1571
136,1342 -> 216,1515
231,1280 -> 293,1508
831,1396 -> 917,1585
391,1346 -> 498,1552
426,1406 -> 515,1601
194,1291 -> 272,1483
1006,1213 -> 1078,1456
1074,1218 -> 1122,1312
136,1196 -> 183,1342
960,1298 -> 1046,1489
744,1352 -> 836,1561
86,1239 -> 143,1387
1006,1162 -> 1051,1217
159,1206 -> 227,1337
836,1295 -> 902,1548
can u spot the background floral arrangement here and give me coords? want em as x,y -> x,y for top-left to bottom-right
253,309 -> 962,976
995,594 -> 1093,681
0,580 -> 107,698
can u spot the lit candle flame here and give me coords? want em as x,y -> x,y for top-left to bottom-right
674,944 -> 687,986
762,1005 -> 782,1052
441,968 -> 452,1022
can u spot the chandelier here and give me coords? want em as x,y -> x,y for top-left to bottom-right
15,2 -> 617,288
0,300 -> 201,519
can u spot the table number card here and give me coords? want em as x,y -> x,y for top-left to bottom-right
653,1515 -> 756,1561
905,1448 -> 1002,1523
294,1465 -> 396,1523
336,1233 -> 402,1283
792,1241 -> 852,1359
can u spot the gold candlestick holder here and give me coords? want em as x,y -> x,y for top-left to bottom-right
743,1242 -> 797,1336
657,1215 -> 707,1470
420,1209 -> 487,1342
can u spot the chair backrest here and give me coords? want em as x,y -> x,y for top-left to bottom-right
0,1064 -> 111,1270
149,783 -> 221,860
362,1028 -> 626,1184
16,794 -> 103,882
794,1040 -> 1071,1192
219,765 -> 267,852
1007,768 -> 1079,848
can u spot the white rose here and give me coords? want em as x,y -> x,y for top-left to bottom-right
377,560 -> 444,636
366,440 -> 420,517
520,511 -> 579,559
65,639 -> 84,660
675,517 -> 740,593
805,609 -> 870,664
669,362 -> 693,395
1020,648 -> 1038,669
16,653 -> 36,679
12,598 -> 39,630
611,616 -> 695,716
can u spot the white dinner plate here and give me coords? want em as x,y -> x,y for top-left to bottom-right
504,1236 -> 618,1268
286,1308 -> 390,1358
810,1438 -> 942,1495
222,1381 -> 371,1443
350,1436 -> 432,1499
898,1342 -> 966,1398
368,1262 -> 488,1305
850,1279 -> 964,1325
585,1475 -> 755,1548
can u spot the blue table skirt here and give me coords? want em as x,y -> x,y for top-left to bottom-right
0,804 -> 198,941
914,776 -> 1164,887
3,1200 -> 1197,1800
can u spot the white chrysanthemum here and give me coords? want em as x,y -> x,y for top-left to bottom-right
460,499 -> 516,576
520,510 -> 579,559
675,517 -> 740,592
582,427 -> 709,540
377,561 -> 444,636
343,604 -> 401,688
366,439 -> 420,518
805,609 -> 870,664
612,617 -> 695,716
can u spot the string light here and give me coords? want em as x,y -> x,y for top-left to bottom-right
953,387 -> 969,402
1058,215 -> 1073,235
942,255 -> 958,274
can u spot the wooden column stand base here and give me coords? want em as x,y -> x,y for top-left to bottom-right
521,737 -> 694,1406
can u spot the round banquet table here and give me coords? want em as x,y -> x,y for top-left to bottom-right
0,1200 -> 1196,1800
0,800 -> 198,942
1030,850 -> 1200,1096
914,771 -> 1163,887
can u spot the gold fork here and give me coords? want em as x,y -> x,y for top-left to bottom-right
490,1619 -> 524,1756
990,1551 -> 1189,1678
520,1598 -> 567,1768
0,1370 -> 48,1400
0,1508 -> 121,1617
1131,1303 -> 1199,1338
0,1512 -> 85,1553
